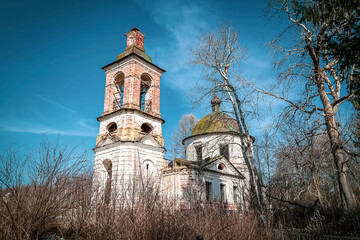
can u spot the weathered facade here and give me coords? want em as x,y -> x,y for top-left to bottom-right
93,27 -> 251,209
162,96 -> 251,209
93,27 -> 166,202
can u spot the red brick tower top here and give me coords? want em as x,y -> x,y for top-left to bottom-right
97,27 -> 166,147
100,27 -> 165,119
125,27 -> 145,51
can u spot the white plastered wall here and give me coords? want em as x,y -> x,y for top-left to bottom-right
93,142 -> 164,198
162,168 -> 245,209
184,133 -> 252,173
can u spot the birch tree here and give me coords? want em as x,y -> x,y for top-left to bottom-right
190,23 -> 266,211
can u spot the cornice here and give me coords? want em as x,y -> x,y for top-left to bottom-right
97,107 -> 165,124
102,53 -> 165,75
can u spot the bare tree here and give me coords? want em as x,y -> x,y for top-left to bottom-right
171,113 -> 198,159
190,23 -> 266,211
271,119 -> 337,209
253,131 -> 275,204
266,114 -> 360,234
239,0 -> 359,211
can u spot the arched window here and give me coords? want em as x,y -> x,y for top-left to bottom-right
114,72 -> 125,110
141,123 -> 153,134
140,73 -> 152,111
142,160 -> 154,183
218,163 -> 225,170
107,122 -> 117,133
103,159 -> 112,204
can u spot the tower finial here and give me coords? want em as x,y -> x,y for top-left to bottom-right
125,27 -> 145,51
211,94 -> 221,112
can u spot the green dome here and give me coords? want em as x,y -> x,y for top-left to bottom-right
191,112 -> 240,136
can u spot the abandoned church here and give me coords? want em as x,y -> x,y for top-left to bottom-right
92,27 -> 253,210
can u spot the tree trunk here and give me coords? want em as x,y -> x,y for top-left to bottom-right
241,137 -> 266,212
222,77 -> 265,211
316,73 -> 358,211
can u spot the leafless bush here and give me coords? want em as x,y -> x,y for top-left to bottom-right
61,168 -> 278,240
65,194 -> 278,240
266,118 -> 360,236
0,137 -> 89,240
0,138 -> 277,239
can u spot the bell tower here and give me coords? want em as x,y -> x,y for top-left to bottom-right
93,27 -> 166,200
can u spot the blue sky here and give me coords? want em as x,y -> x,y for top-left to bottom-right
0,0 -> 287,163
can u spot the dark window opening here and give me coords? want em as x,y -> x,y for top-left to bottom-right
143,161 -> 153,180
205,181 -> 212,201
218,163 -> 225,170
119,85 -> 125,106
195,145 -> 202,161
233,186 -> 238,202
140,86 -> 147,110
220,144 -> 229,159
141,123 -> 152,134
107,122 -> 117,133
220,184 -> 226,202
114,85 -> 124,110
114,72 -> 125,110
140,73 -> 152,112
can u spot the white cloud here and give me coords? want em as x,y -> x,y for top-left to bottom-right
34,94 -> 77,115
132,0 -> 286,136
1,124 -> 97,137
0,96 -> 98,137
0,116 -> 98,137
135,0 -> 218,92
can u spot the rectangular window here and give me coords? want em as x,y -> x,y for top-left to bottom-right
195,145 -> 202,161
233,186 -> 238,202
220,144 -> 229,159
220,184 -> 226,202
205,181 -> 212,201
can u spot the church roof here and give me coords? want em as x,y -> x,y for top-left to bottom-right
190,95 -> 240,137
101,27 -> 165,72
116,46 -> 153,63
165,156 -> 245,179
191,111 -> 240,136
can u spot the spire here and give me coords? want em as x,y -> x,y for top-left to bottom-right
211,94 -> 221,112
125,27 -> 145,51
